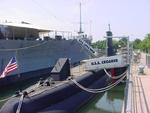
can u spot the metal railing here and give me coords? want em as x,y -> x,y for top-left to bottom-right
123,43 -> 133,113
124,67 -> 133,113
146,54 -> 150,68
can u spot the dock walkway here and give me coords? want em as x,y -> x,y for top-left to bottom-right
124,53 -> 150,113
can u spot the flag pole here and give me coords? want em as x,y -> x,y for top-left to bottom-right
15,50 -> 21,91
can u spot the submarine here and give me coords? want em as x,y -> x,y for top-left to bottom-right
0,27 -> 128,113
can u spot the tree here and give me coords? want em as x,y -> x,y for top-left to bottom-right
132,39 -> 142,50
92,39 -> 126,50
92,33 -> 150,53
140,34 -> 150,52
92,40 -> 106,49
113,39 -> 119,49
118,38 -> 127,47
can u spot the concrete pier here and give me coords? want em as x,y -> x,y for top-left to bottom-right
123,53 -> 150,113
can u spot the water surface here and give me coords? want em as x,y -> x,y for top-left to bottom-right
0,79 -> 125,113
78,85 -> 125,113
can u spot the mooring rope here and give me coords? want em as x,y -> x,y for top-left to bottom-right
16,93 -> 25,113
0,95 -> 15,102
104,68 -> 128,79
71,73 -> 126,93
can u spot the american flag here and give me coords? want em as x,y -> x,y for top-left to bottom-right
0,57 -> 18,78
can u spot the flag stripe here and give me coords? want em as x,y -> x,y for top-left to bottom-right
7,64 -> 17,70
0,57 -> 18,78
8,63 -> 17,67
6,64 -> 17,73
7,67 -> 18,73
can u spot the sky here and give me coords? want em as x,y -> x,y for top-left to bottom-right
0,0 -> 150,42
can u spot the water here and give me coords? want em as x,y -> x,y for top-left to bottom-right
77,85 -> 125,113
0,77 -> 41,108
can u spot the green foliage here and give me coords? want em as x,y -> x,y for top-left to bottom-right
118,38 -> 127,47
132,39 -> 142,50
112,40 -> 119,49
130,33 -> 150,52
140,33 -> 150,52
92,33 -> 150,53
92,39 -> 127,49
92,40 -> 106,49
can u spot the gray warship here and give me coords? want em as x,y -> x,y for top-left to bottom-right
0,22 -> 93,87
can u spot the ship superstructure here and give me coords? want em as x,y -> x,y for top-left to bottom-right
0,22 -> 93,87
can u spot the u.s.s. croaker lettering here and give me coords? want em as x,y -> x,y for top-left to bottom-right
91,59 -> 118,65
84,55 -> 127,71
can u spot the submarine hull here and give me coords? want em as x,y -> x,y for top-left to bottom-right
0,67 -> 127,113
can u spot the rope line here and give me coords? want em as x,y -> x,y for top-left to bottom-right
71,73 -> 126,93
16,94 -> 25,113
0,95 -> 15,102
104,68 -> 128,79
73,72 -> 125,91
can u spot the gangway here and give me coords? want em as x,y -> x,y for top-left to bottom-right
76,34 -> 98,57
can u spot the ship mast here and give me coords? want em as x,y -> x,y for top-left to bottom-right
108,24 -> 111,31
78,2 -> 83,34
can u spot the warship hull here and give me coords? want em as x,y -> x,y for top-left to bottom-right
0,39 -> 91,87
